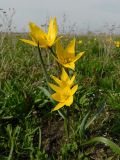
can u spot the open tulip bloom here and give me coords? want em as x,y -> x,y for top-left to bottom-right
56,39 -> 85,70
20,17 -> 58,48
49,68 -> 78,111
50,68 -> 76,88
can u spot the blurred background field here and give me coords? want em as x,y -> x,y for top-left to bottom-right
0,8 -> 120,160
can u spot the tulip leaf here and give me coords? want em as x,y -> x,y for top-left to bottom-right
75,112 -> 90,138
85,102 -> 106,129
82,136 -> 120,155
39,87 -> 55,104
39,86 -> 66,119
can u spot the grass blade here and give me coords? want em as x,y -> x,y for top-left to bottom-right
82,136 -> 120,155
85,102 -> 106,129
39,86 -> 54,103
75,112 -> 90,138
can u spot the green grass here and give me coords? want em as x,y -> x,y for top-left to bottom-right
0,33 -> 120,160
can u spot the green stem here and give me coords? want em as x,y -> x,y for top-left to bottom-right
38,127 -> 41,149
67,108 -> 70,139
49,47 -> 56,57
49,47 -> 61,73
37,45 -> 50,89
64,116 -> 68,138
64,108 -> 70,140
8,140 -> 14,160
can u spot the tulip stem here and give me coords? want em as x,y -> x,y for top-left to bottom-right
49,47 -> 61,73
37,45 -> 50,88
67,108 -> 70,139
64,108 -> 70,140
49,47 -> 55,56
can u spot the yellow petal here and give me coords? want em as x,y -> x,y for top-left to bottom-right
51,75 -> 62,85
29,22 -> 47,39
63,62 -> 75,70
48,83 -> 62,92
29,32 -> 48,48
51,93 -> 63,102
28,22 -> 50,48
60,68 -> 70,81
37,40 -> 48,48
69,73 -> 76,86
56,40 -> 65,60
47,17 -> 58,46
20,39 -> 37,46
52,102 -> 65,111
71,84 -> 78,95
73,52 -> 85,62
65,38 -> 75,55
65,96 -> 73,106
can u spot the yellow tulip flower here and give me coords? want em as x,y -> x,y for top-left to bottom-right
50,68 -> 76,88
49,84 -> 78,111
56,39 -> 84,70
49,68 -> 78,111
20,17 -> 58,48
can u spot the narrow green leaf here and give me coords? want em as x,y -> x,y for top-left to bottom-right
82,136 -> 120,155
39,87 -> 66,119
75,112 -> 90,137
39,86 -> 55,103
1,116 -> 13,120
58,110 -> 66,119
38,127 -> 41,149
85,102 -> 106,129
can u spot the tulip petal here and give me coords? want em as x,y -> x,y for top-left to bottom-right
69,73 -> 76,86
29,22 -> 47,39
65,96 -> 73,106
20,39 -> 37,46
73,52 -> 85,62
60,68 -> 70,81
47,17 -> 58,45
65,38 -> 75,55
48,83 -> 62,92
29,32 -> 48,47
51,75 -> 62,85
56,40 -> 65,60
28,22 -> 50,48
51,93 -> 63,102
71,84 -> 78,95
63,62 -> 75,70
52,102 -> 65,111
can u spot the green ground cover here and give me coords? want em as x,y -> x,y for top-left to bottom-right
0,32 -> 120,160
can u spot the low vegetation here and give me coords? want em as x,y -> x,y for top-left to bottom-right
0,9 -> 120,160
